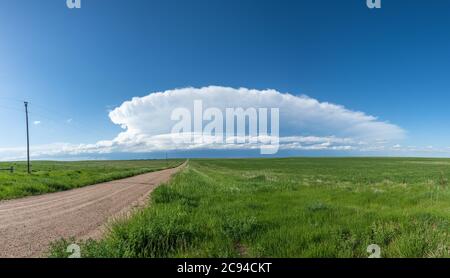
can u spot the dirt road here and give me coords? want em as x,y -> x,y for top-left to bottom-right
0,164 -> 184,258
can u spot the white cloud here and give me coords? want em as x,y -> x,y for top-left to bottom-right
0,86 -> 408,160
109,86 -> 404,142
107,86 -> 404,149
33,121 -> 41,125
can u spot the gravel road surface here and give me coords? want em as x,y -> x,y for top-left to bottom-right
0,164 -> 184,258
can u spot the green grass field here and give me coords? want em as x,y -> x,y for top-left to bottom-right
0,160 -> 182,200
49,157 -> 450,258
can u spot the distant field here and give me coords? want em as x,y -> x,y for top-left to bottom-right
50,158 -> 450,258
0,160 -> 183,200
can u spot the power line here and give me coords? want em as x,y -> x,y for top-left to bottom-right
20,101 -> 109,139
0,96 -> 24,103
27,108 -> 107,139
2,100 -> 111,139
29,102 -> 73,121
0,104 -> 24,114
1,101 -> 118,156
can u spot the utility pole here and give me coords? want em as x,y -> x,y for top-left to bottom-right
24,101 -> 31,174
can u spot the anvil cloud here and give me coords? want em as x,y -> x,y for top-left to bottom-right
0,86 -> 406,160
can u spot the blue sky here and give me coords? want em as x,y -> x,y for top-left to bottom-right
1,0 -> 450,160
